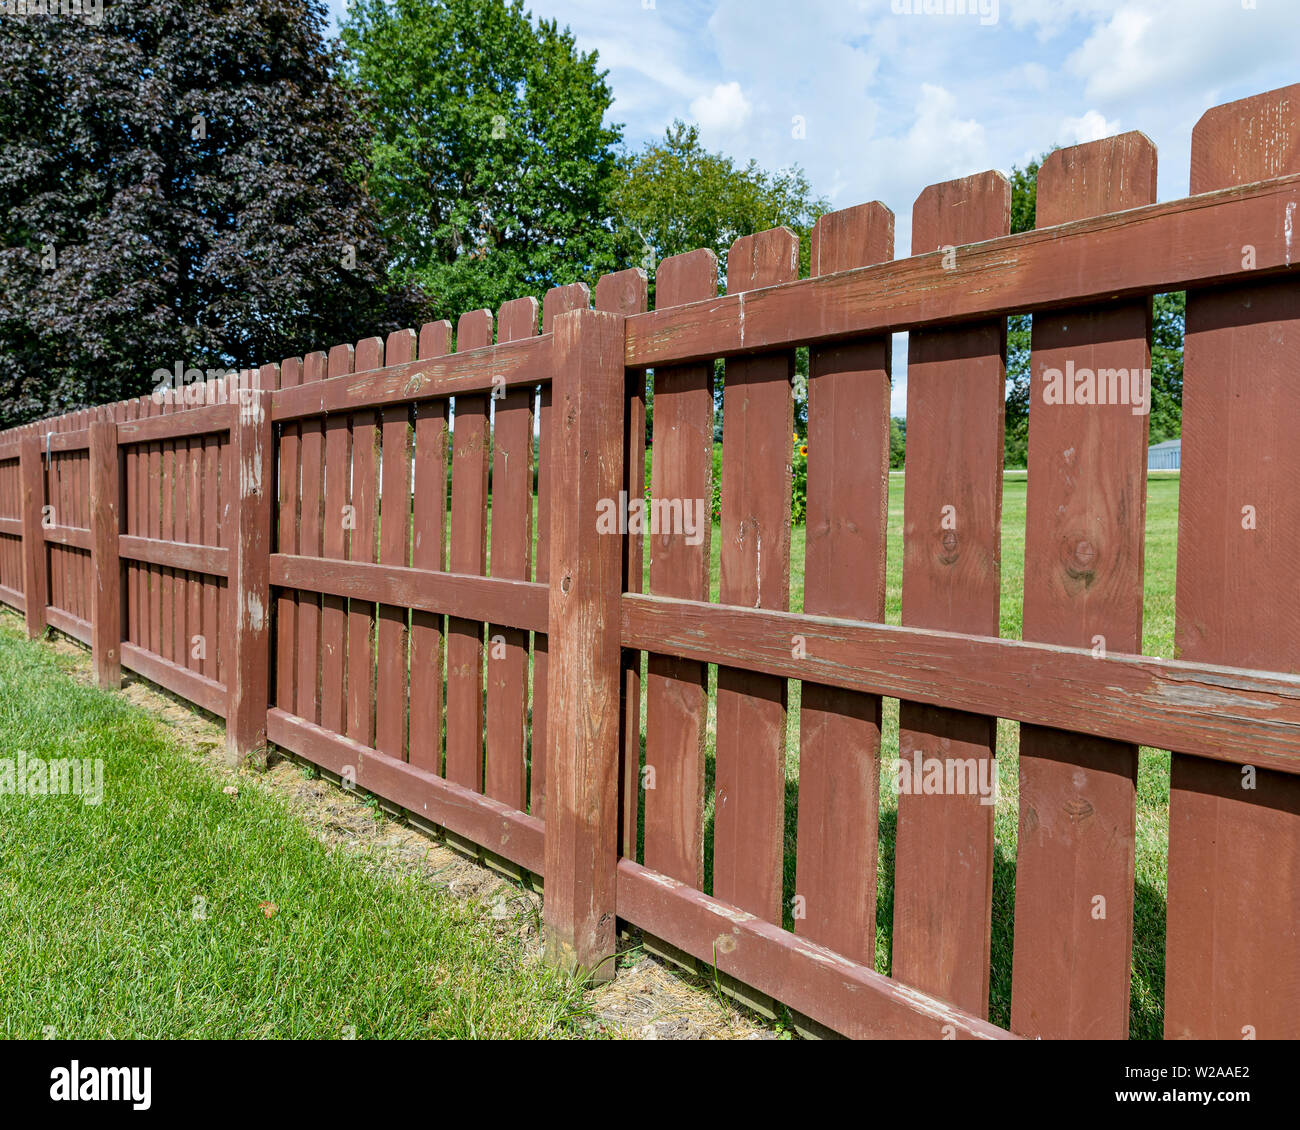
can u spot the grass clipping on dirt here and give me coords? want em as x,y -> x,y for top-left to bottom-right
0,621 -> 588,1039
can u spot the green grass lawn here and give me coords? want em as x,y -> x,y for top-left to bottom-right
630,470 -> 1181,1039
0,620 -> 587,1039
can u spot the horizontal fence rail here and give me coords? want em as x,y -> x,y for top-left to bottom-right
2,82 -> 1298,1042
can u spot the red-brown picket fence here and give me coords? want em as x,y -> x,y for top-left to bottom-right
2,84 -> 1299,1040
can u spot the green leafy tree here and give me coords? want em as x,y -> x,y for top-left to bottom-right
1003,155 -> 1046,468
0,0 -> 423,427
1004,150 -> 1183,466
341,0 -> 624,323
1148,290 -> 1185,444
889,416 -> 906,470
613,120 -> 828,293
614,121 -> 829,439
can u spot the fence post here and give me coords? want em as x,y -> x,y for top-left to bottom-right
226,390 -> 273,767
543,307 -> 627,984
90,418 -> 122,687
18,433 -> 46,639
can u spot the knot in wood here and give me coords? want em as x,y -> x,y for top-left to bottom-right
939,528 -> 959,564
1062,535 -> 1099,580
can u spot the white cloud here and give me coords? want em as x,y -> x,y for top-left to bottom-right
1060,109 -> 1121,145
689,82 -> 753,135
1065,0 -> 1300,104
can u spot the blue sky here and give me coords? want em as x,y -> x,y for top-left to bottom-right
325,1 -> 1300,412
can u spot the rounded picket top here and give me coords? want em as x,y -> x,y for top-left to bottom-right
727,225 -> 799,291
497,295 -> 540,342
354,336 -> 384,372
417,321 -> 451,358
911,171 -> 1008,254
542,282 -> 591,332
384,328 -> 416,365
1036,131 -> 1156,228
455,308 -> 493,352
277,356 -> 303,392
655,247 -> 718,309
811,201 -> 894,275
327,342 -> 355,378
594,267 -> 648,315
1190,82 -> 1300,193
302,350 -> 327,383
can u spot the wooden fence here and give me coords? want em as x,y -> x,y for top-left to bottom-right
2,84 -> 1299,1040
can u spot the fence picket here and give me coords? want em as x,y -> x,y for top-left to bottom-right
275,359 -> 302,711
532,282 -> 590,816
127,397 -> 142,651
176,388 -> 193,666
892,172 -> 1009,1015
296,353 -> 328,723
185,384 -> 204,671
19,433 -> 45,638
642,249 -> 717,886
446,310 -> 493,790
376,330 -> 416,762
206,381 -> 226,684
148,391 -> 163,666
347,339 -> 384,748
321,346 -> 355,735
795,201 -> 894,966
1011,133 -> 1156,1040
161,386 -> 176,665
594,268 -> 650,859
714,226 -> 798,924
487,296 -> 539,808
47,417 -> 61,625
1166,84 -> 1300,1039
408,321 -> 452,773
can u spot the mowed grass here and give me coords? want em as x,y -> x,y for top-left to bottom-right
646,470 -> 1181,1039
0,621 -> 587,1039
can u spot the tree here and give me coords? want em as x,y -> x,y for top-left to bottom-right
1148,289 -> 1185,444
613,120 -> 829,297
341,0 -> 624,324
1003,154 -> 1046,468
614,121 -> 829,437
889,416 -> 907,470
0,0 -> 423,428
1004,150 -> 1184,466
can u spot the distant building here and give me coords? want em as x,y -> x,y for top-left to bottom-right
1148,438 -> 1181,470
